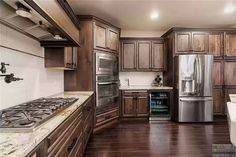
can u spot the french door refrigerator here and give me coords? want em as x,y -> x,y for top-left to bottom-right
178,54 -> 213,122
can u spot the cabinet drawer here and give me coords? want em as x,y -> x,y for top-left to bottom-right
47,112 -> 82,155
96,109 -> 119,126
83,98 -> 94,119
68,132 -> 83,157
123,90 -> 148,96
48,117 -> 83,157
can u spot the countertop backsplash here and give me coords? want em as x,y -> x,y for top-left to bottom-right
119,72 -> 162,87
0,24 -> 64,110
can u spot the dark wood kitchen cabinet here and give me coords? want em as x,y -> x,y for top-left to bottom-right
137,41 -> 151,70
225,33 -> 236,57
175,32 -> 191,53
224,61 -> 236,86
175,32 -> 208,54
213,88 -> 224,115
213,61 -> 223,86
136,94 -> 149,116
45,47 -> 78,70
122,96 -> 136,117
208,32 -> 224,58
120,38 -> 165,72
152,41 -> 165,71
94,21 -> 108,50
94,21 -> 119,53
121,40 -> 137,71
122,91 -> 149,117
108,28 -> 119,51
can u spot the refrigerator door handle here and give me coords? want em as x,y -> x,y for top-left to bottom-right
196,56 -> 202,93
179,97 -> 213,102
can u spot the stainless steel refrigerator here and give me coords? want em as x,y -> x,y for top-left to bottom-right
178,54 -> 213,122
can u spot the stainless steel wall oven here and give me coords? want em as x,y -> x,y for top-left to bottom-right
95,51 -> 119,111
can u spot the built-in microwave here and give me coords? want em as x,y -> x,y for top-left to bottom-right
95,51 -> 118,75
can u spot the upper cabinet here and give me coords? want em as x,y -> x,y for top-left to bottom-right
120,38 -> 165,72
94,22 -> 108,49
137,41 -> 151,70
152,41 -> 165,71
45,47 -> 78,70
93,21 -> 120,53
175,32 -> 192,53
121,40 -> 137,71
208,32 -> 224,58
175,31 -> 208,54
225,33 -> 236,57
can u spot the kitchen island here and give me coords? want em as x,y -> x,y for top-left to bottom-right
0,91 -> 94,157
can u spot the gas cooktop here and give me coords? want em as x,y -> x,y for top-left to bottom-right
0,97 -> 78,132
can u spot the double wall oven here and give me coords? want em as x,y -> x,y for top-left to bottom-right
95,51 -> 119,113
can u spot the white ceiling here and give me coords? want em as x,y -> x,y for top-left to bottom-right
67,0 -> 236,31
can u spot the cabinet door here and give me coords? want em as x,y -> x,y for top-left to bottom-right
224,61 -> 236,86
192,32 -> 208,53
152,41 -> 164,71
136,95 -> 149,117
208,32 -> 223,57
121,41 -> 136,71
175,32 -> 191,53
122,96 -> 136,117
94,22 -> 107,50
108,29 -> 119,52
213,88 -> 224,115
213,61 -> 223,86
225,33 -> 236,57
64,47 -> 73,68
137,41 -> 151,71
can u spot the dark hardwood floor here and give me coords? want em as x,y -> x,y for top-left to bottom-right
84,117 -> 230,157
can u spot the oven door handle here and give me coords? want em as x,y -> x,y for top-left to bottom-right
97,81 -> 119,85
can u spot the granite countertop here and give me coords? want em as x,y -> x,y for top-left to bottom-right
0,91 -> 94,157
119,85 -> 173,90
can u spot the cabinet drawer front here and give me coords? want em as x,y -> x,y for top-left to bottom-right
48,117 -> 83,157
123,90 -> 147,96
96,109 -> 119,126
68,132 -> 83,157
83,97 -> 94,119
47,108 -> 82,148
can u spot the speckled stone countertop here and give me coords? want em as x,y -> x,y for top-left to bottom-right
0,91 -> 94,157
119,85 -> 173,90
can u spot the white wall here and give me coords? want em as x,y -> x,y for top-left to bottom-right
0,24 -> 64,110
119,72 -> 162,86
120,30 -> 165,37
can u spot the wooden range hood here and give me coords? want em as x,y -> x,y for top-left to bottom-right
0,0 -> 80,47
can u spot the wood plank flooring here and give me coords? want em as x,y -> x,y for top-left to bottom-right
84,118 -> 230,157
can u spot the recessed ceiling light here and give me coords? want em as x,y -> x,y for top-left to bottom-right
224,4 -> 235,14
150,11 -> 159,20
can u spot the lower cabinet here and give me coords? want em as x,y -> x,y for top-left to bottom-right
94,108 -> 119,132
213,88 -> 224,115
122,91 -> 149,117
26,95 -> 95,157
